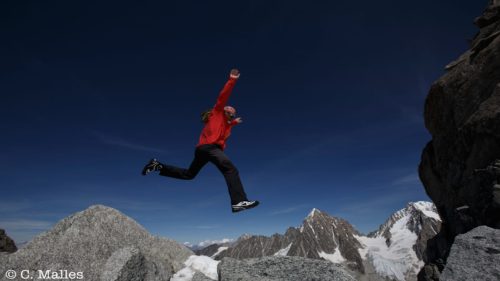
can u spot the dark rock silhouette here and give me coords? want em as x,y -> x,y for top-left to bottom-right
418,1 -> 500,279
0,229 -> 17,253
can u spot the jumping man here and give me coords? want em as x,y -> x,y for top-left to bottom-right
142,69 -> 259,213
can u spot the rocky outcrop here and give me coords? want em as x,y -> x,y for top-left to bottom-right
0,205 -> 193,281
217,256 -> 356,281
441,226 -> 500,281
418,1 -> 500,279
0,229 -> 17,253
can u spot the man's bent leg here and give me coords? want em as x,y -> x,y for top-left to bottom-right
159,148 -> 208,180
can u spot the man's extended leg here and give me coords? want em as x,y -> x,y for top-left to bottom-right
207,147 -> 248,205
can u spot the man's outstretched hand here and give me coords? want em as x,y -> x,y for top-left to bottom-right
230,69 -> 240,79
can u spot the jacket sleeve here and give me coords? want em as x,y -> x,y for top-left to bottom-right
213,77 -> 237,111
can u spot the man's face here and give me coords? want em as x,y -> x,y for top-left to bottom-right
225,110 -> 235,120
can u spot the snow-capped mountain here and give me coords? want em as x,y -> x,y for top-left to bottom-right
216,208 -> 365,273
356,201 -> 442,281
200,201 -> 441,281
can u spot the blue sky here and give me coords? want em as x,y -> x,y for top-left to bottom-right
0,0 -> 486,244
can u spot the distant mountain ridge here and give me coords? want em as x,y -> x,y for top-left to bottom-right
198,201 -> 441,281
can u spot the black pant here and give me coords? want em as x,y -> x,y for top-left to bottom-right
159,144 -> 248,205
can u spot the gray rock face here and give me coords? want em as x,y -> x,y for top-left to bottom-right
218,209 -> 364,273
218,256 -> 356,281
441,226 -> 500,281
0,205 -> 193,281
0,229 -> 17,253
418,0 -> 500,279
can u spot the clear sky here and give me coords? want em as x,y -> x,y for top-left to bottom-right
0,1 -> 487,245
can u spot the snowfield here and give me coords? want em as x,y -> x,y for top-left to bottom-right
318,246 -> 346,263
211,246 -> 228,258
273,243 -> 292,256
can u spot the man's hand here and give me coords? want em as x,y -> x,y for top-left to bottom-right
230,69 -> 240,79
234,117 -> 243,124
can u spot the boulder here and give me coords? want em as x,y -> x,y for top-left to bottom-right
441,226 -> 500,281
0,205 -> 193,281
217,256 -> 356,281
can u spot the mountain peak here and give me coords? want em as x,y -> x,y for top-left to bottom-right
306,208 -> 322,219
237,233 -> 253,242
408,201 -> 441,221
408,201 -> 434,209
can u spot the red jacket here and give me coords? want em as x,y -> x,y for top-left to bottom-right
197,77 -> 239,150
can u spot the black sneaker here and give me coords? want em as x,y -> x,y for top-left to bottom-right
142,158 -> 163,175
232,200 -> 260,213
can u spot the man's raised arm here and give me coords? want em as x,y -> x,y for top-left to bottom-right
214,69 -> 240,111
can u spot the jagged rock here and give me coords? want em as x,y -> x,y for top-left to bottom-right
217,256 -> 356,281
441,226 -> 500,281
418,0 -> 500,276
0,229 -> 17,253
0,205 -> 193,281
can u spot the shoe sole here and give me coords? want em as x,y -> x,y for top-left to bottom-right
232,201 -> 260,213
